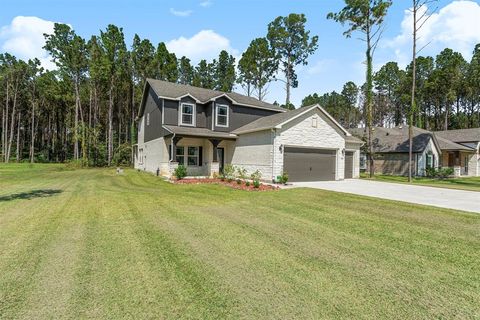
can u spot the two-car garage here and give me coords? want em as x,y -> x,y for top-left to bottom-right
283,147 -> 337,181
283,147 -> 357,182
232,104 -> 362,182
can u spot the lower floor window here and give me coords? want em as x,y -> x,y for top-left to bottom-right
187,146 -> 199,166
175,146 -> 202,166
176,146 -> 185,165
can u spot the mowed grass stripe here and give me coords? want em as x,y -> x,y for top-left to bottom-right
0,164 -> 479,319
0,172 -> 89,319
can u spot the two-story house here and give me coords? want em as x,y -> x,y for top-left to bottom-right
134,79 -> 362,182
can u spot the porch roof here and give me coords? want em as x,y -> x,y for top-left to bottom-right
434,135 -> 475,152
163,125 -> 237,140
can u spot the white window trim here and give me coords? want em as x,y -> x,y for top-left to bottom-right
146,113 -> 150,126
179,102 -> 196,127
187,146 -> 200,167
215,104 -> 229,128
175,146 -> 200,167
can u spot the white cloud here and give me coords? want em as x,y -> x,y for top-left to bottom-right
306,59 -> 335,75
0,16 -> 57,70
166,30 -> 238,63
200,0 -> 213,7
169,8 -> 193,17
385,0 -> 480,65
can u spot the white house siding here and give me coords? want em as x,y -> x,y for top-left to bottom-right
345,142 -> 361,178
137,136 -> 169,174
463,142 -> 480,176
417,138 -> 440,176
274,108 -> 346,180
231,130 -> 274,179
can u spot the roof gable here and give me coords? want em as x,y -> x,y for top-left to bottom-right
232,104 -> 350,136
350,126 -> 473,153
139,78 -> 284,116
434,128 -> 480,143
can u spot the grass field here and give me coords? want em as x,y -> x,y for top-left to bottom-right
1,164 -> 479,319
361,173 -> 480,192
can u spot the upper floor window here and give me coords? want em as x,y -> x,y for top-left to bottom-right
215,104 -> 229,127
180,103 -> 195,126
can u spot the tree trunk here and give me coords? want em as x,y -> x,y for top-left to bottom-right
6,81 -> 19,163
108,81 -> 114,166
285,61 -> 291,107
409,0 -> 417,183
4,82 -> 9,162
16,112 -> 21,162
366,19 -> 375,178
74,79 -> 80,160
30,99 -> 35,163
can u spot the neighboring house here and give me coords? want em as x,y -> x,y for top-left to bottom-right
351,126 -> 479,177
434,128 -> 480,177
134,79 -> 363,182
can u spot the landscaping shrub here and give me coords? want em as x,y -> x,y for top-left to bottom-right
250,170 -> 262,181
237,167 -> 248,181
174,165 -> 187,180
437,167 -> 454,179
245,181 -> 251,187
223,164 -> 236,182
279,172 -> 289,184
236,179 -> 242,184
425,167 -> 454,179
425,167 -> 436,178
251,170 -> 262,188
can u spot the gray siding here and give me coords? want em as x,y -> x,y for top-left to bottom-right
143,88 -> 282,137
163,99 -> 178,126
144,87 -> 163,142
214,97 -> 280,132
230,105 -> 279,131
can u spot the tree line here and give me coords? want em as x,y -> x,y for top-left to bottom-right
1,1 -> 479,169
301,44 -> 480,131
0,14 -> 318,165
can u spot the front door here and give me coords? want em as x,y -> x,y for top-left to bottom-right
217,148 -> 225,173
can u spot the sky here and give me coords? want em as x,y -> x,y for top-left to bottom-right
1,0 -> 480,106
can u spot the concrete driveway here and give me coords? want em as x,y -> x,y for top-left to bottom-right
289,179 -> 480,213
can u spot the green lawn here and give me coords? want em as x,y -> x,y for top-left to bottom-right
361,172 -> 480,192
1,164 -> 479,319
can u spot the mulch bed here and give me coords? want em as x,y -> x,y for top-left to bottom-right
173,178 -> 279,191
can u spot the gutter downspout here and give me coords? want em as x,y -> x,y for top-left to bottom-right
271,128 -> 276,182
169,132 -> 176,163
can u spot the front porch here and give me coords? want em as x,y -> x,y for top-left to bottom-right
164,125 -> 236,178
441,150 -> 476,177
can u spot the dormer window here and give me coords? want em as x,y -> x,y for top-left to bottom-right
215,104 -> 229,127
180,103 -> 195,126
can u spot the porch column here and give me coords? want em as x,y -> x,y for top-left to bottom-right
209,139 -> 221,162
172,136 -> 182,161
208,139 -> 222,178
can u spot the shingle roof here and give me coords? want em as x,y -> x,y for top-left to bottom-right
433,134 -> 474,151
233,104 -> 358,145
434,128 -> 480,143
145,78 -> 284,112
345,135 -> 363,144
350,126 -> 474,153
232,105 -> 315,134
163,125 -> 236,139
350,126 -> 434,153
